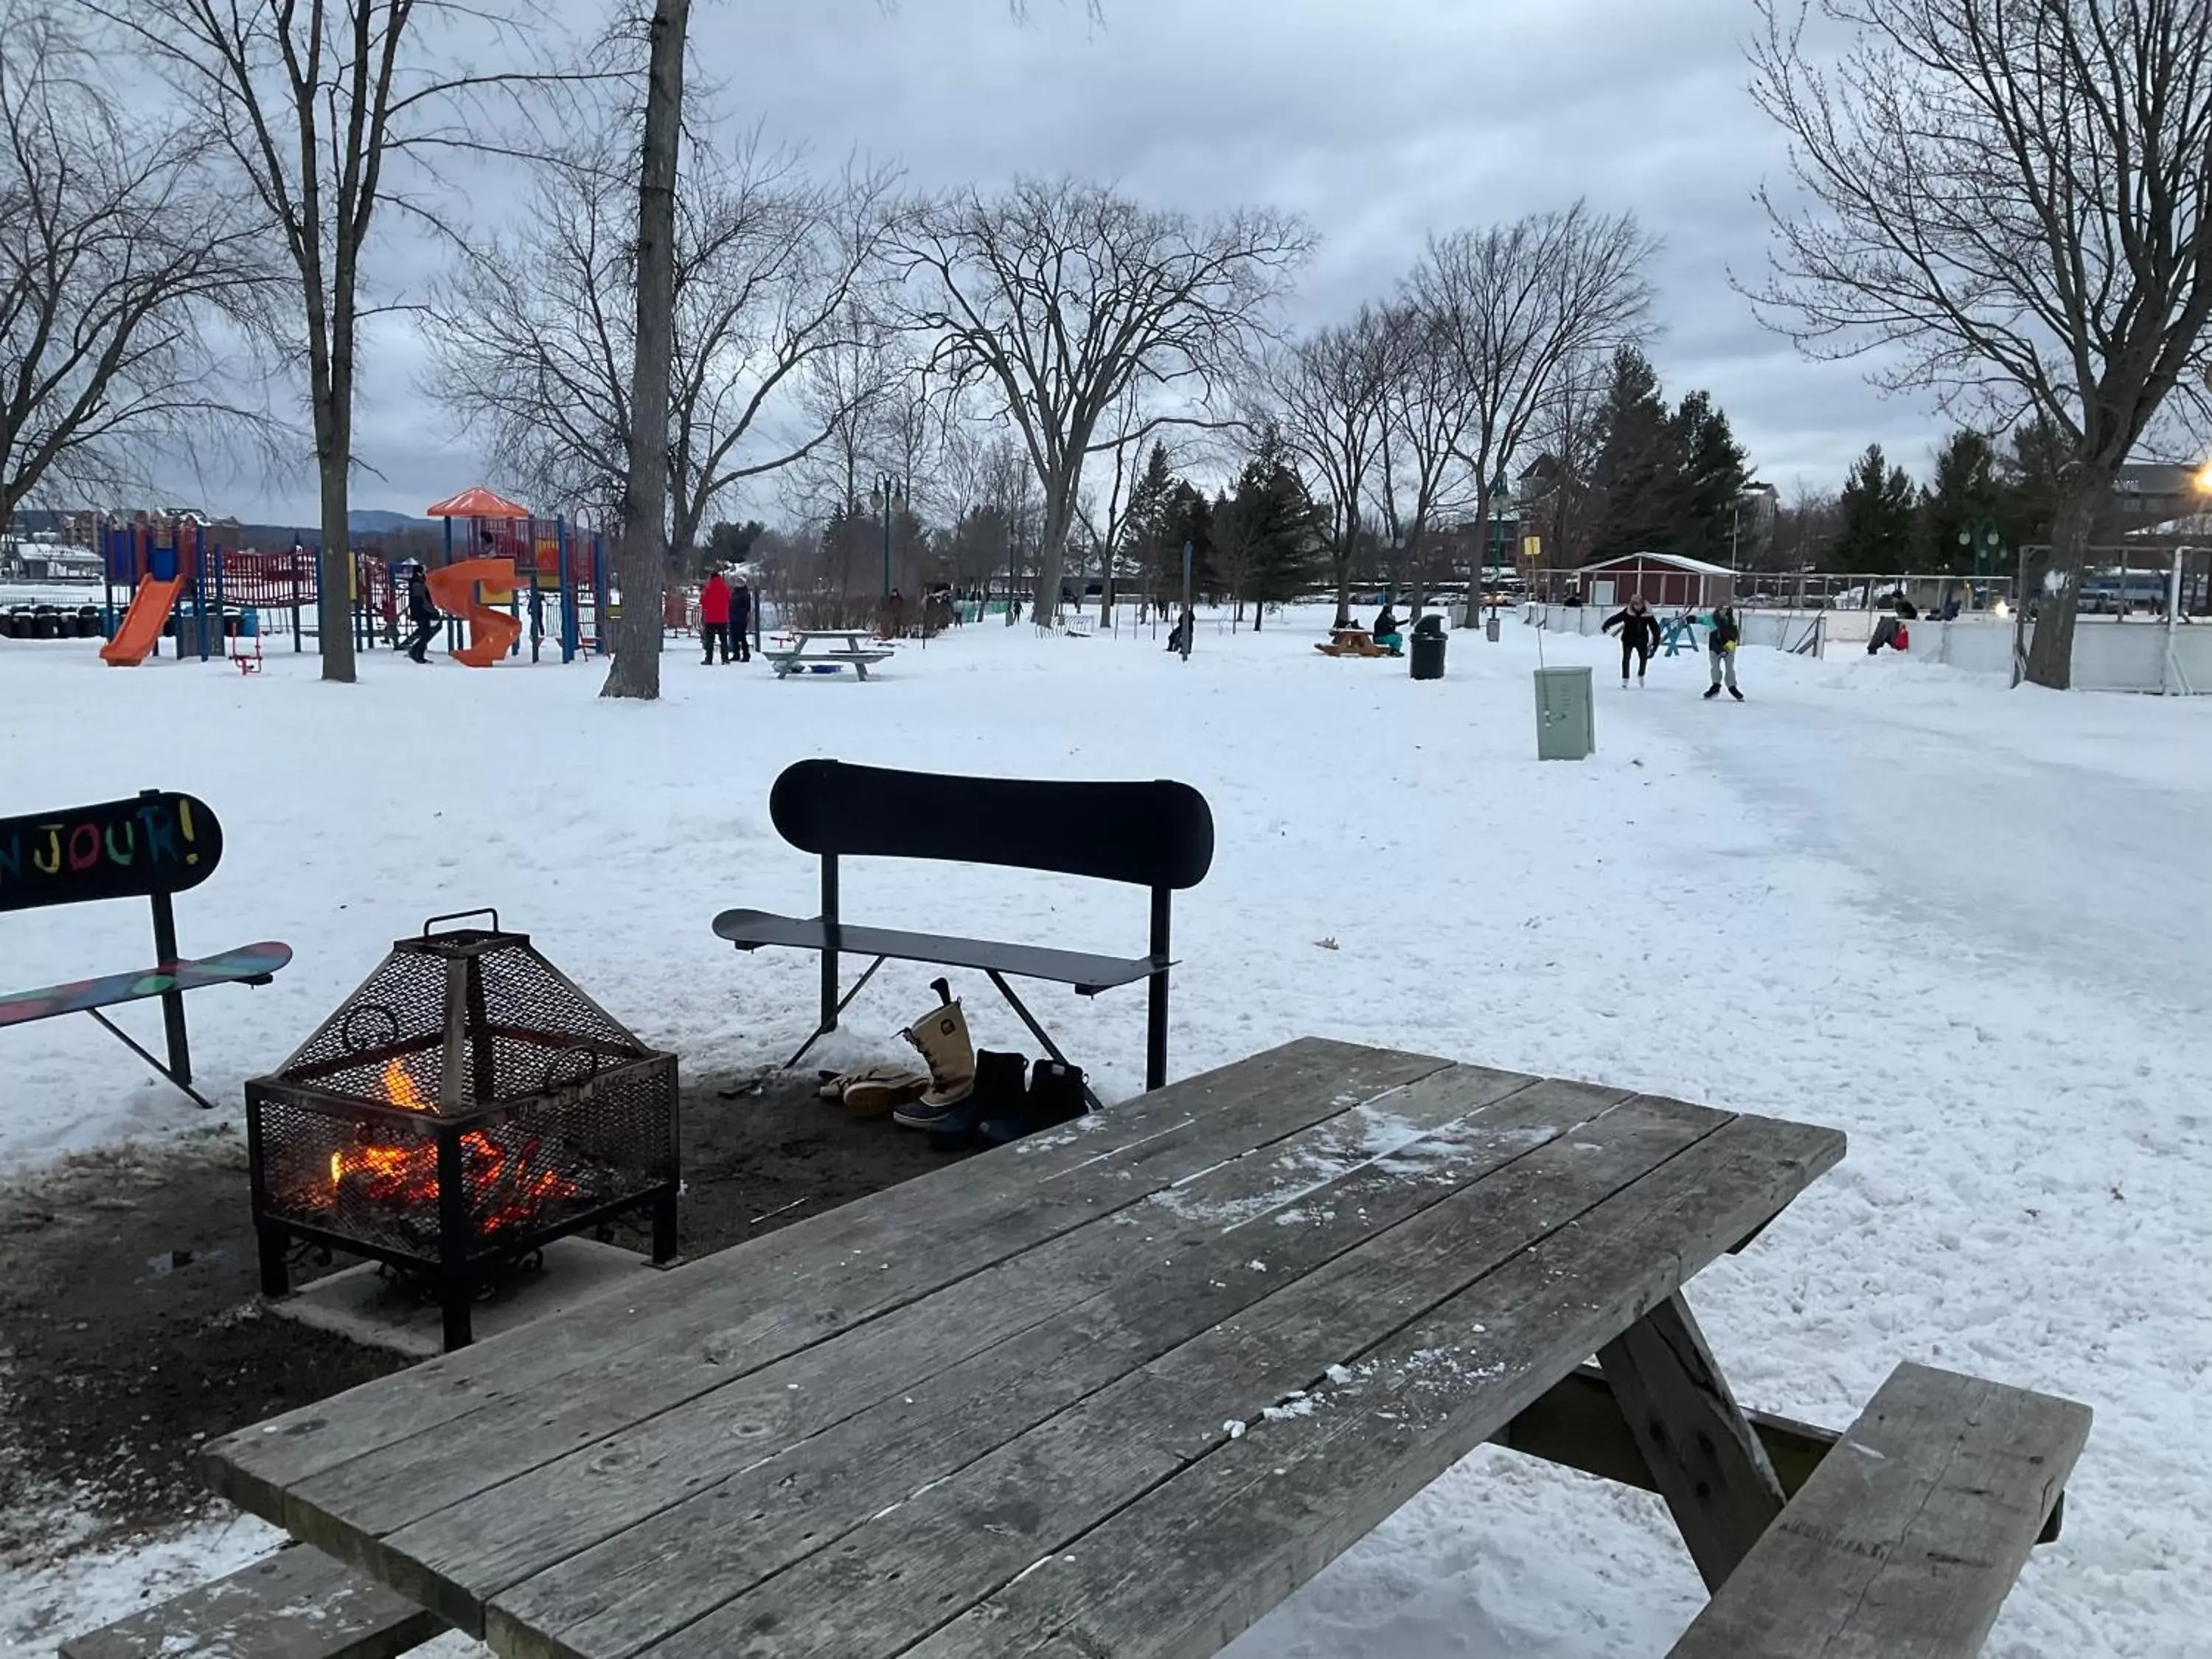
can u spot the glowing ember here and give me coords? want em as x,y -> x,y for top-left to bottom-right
321,1054 -> 578,1233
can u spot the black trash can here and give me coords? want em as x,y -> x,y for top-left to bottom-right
1410,613 -> 1447,681
74,605 -> 102,637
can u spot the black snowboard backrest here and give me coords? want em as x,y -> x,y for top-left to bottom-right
768,759 -> 1214,890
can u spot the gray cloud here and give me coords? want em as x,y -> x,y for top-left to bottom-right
206,0 -> 1947,522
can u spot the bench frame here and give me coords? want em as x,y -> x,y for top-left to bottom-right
715,759 -> 1214,1096
1,789 -> 287,1109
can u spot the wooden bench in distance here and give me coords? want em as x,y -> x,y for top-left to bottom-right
1666,1360 -> 2091,1659
60,1544 -> 442,1659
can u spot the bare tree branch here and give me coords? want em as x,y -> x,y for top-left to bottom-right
79,0 -> 593,682
1411,201 -> 1660,626
1744,0 -> 2212,685
889,174 -> 1312,619
0,4 -> 280,520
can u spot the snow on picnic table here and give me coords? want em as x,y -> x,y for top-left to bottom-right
2,612 -> 2208,1656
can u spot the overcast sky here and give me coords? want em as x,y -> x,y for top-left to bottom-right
203,0 -> 1945,526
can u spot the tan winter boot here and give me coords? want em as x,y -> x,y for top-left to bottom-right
839,1063 -> 931,1118
897,978 -> 975,1124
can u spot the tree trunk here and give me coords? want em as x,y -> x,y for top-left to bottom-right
313,372 -> 357,684
600,0 -> 690,701
1031,479 -> 1077,622
2023,476 -> 2106,691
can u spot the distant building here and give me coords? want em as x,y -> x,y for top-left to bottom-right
1572,552 -> 1736,611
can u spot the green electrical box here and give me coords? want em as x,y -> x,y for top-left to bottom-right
1533,666 -> 1596,761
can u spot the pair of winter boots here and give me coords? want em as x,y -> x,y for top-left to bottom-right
891,978 -> 1087,1149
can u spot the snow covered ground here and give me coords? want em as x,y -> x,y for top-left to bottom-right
3,611 -> 2209,1655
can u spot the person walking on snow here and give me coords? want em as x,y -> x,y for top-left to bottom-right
1703,601 -> 1745,700
403,566 -> 442,664
1603,594 -> 1660,686
730,575 -> 754,661
698,568 -> 732,663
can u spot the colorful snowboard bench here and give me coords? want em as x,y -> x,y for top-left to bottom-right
0,790 -> 291,1109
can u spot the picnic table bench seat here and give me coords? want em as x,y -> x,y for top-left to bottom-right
60,1545 -> 442,1659
712,910 -> 1163,997
1666,1360 -> 2091,1658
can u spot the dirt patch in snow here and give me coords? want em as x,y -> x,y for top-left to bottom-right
0,1066 -> 961,1567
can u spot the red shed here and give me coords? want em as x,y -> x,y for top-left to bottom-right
1573,552 -> 1735,611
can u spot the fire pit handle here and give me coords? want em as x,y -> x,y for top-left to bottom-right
422,907 -> 501,939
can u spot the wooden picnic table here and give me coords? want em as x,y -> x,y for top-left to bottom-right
765,627 -> 894,680
204,1037 -> 1846,1658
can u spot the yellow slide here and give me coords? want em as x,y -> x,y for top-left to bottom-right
98,577 -> 186,667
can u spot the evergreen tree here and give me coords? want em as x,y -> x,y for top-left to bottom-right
1587,347 -> 1677,555
1833,444 -> 1919,568
1214,424 -> 1327,627
1913,430 -> 2006,574
1667,391 -> 1750,563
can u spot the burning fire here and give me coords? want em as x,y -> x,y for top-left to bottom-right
324,1055 -> 578,1234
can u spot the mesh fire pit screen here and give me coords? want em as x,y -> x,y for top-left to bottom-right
246,911 -> 678,1349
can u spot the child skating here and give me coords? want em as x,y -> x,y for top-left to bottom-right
1703,601 -> 1745,700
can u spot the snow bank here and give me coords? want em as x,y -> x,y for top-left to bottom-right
2,612 -> 2207,1656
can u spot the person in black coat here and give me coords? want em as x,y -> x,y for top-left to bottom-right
403,568 -> 442,664
1602,594 -> 1661,685
729,576 -> 754,661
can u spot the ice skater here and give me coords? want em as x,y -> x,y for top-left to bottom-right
1703,601 -> 1745,700
1602,594 -> 1660,686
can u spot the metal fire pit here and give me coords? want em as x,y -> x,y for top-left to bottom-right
246,910 -> 678,1348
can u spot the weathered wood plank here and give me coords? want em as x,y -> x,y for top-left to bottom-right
58,1545 -> 442,1659
468,1075 -> 1627,1655
625,1096 -> 1753,1659
277,1062 -> 1531,1621
1597,1290 -> 1787,1590
1665,1360 -> 2091,1659
204,1038 -> 1450,1526
894,1113 -> 1843,1659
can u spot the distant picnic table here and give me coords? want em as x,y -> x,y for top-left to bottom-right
200,1037 -> 2084,1659
765,627 -> 894,681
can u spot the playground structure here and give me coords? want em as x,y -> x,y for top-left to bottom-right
94,498 -> 613,668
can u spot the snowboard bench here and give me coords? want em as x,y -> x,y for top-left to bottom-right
59,1543 -> 443,1659
1666,1360 -> 2091,1658
0,790 -> 291,1110
714,758 -> 1214,1092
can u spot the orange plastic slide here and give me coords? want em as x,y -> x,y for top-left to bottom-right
98,577 -> 187,667
426,557 -> 521,667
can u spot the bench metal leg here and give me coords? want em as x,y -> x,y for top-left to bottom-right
984,970 -> 1106,1113
782,953 -> 889,1071
83,1007 -> 218,1110
1596,1291 -> 1787,1591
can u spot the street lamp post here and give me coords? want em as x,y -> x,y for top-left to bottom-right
1958,518 -> 2002,608
872,473 -> 907,600
1483,470 -> 1512,636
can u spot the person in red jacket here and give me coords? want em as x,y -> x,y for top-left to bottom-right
698,569 -> 732,664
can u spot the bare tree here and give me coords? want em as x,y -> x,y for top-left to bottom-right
1746,0 -> 2212,687
0,6 -> 272,520
425,125 -> 901,580
597,0 -> 688,698
595,0 -> 1098,698
1412,203 -> 1659,626
87,0 -> 578,684
1262,305 -> 1400,626
893,175 -> 1310,622
1373,300 -> 1480,619
1520,349 -> 1611,577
